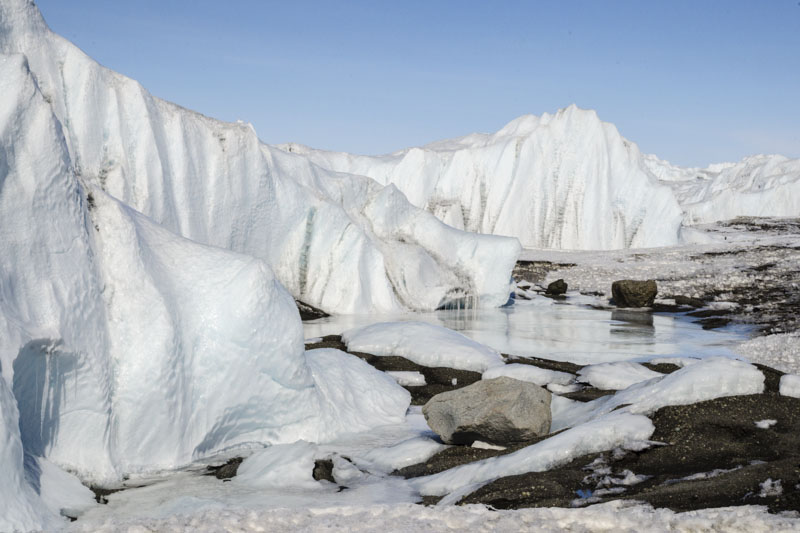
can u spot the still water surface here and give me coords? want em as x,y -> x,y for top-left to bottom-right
303,296 -> 749,365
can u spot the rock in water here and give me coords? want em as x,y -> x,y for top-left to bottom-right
612,280 -> 658,307
422,377 -> 551,445
546,279 -> 568,296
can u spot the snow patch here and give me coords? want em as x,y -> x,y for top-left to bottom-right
758,478 -> 783,498
578,362 -> 663,390
472,441 -> 507,451
779,374 -> 800,399
483,363 -> 574,386
552,357 -> 764,432
387,371 -> 427,386
738,333 -> 800,374
342,322 -> 504,372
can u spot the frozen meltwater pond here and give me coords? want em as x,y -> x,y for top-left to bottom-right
304,296 -> 749,365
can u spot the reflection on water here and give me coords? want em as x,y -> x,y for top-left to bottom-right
303,297 -> 749,365
611,310 -> 655,328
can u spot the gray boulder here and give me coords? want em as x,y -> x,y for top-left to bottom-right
612,280 -> 657,308
422,377 -> 552,445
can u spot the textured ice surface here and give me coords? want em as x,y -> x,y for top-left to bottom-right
235,441 -> 321,490
0,377 -> 54,531
342,321 -> 504,372
305,348 -> 411,434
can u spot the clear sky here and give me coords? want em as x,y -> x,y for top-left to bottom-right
35,0 -> 800,167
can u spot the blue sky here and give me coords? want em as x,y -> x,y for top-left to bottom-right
36,0 -> 800,167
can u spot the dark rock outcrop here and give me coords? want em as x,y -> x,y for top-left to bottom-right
295,300 -> 329,321
546,279 -> 568,296
312,459 -> 335,483
205,457 -> 243,480
611,280 -> 657,308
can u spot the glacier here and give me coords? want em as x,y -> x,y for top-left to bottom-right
1,0 -> 799,528
284,108 -> 800,250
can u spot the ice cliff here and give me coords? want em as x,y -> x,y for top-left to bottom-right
285,110 -> 800,250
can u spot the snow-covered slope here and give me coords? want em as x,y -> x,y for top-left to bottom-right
0,0 -> 519,314
284,110 -> 800,251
